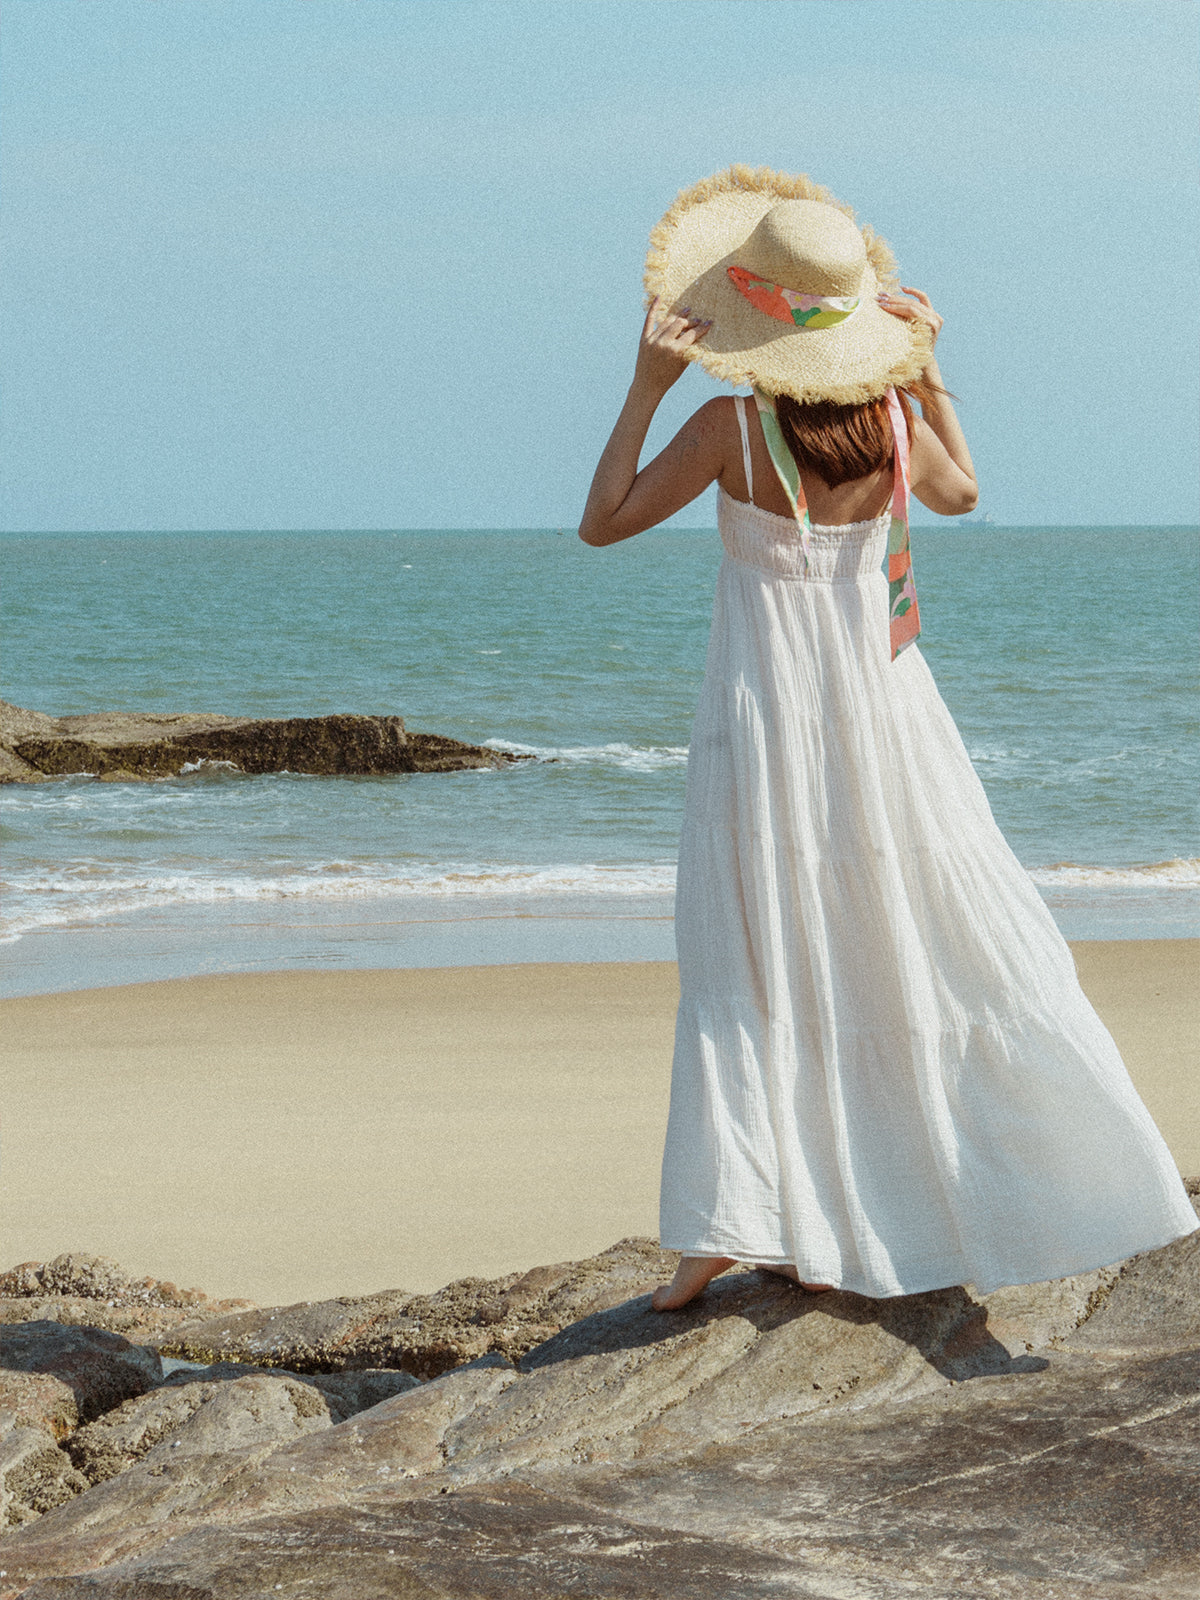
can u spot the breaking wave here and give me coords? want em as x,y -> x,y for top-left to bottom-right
0,859 -> 679,940
1027,859 -> 1200,889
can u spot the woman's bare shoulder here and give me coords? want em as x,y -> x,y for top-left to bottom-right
683,394 -> 737,454
690,393 -> 736,430
661,394 -> 734,470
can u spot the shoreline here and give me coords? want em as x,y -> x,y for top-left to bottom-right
0,896 -> 680,1001
3,880 -> 1197,1001
4,941 -> 1197,1306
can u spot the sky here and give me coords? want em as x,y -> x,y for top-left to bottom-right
2,0 -> 1197,532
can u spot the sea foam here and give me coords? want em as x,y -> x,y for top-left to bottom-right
0,860 -> 680,940
1028,859 -> 1200,889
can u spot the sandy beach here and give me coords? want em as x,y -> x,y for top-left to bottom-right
4,940 -> 1196,1307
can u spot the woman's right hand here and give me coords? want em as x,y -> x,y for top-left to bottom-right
633,297 -> 711,394
877,286 -> 943,349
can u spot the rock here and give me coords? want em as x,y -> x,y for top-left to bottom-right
543,1341 -> 1200,1599
0,1358 -> 515,1582
0,1324 -> 160,1427
0,1375 -> 77,1444
153,1289 -> 419,1373
419,1263 -> 1104,1481
160,1361 -> 419,1425
0,699 -> 528,782
236,1355 -> 521,1503
1,1253 -> 213,1310
6,1484 -> 836,1599
2,1205 -> 1198,1596
0,1431 -> 87,1531
11,1339 -> 1200,1600
0,1315 -> 165,1535
0,747 -> 47,784
65,1374 -> 332,1487
0,704 -> 59,743
1063,1207 -> 1200,1354
0,1252 -> 255,1344
155,1237 -> 681,1379
0,1299 -> 206,1345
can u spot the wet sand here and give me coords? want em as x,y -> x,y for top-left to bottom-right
3,942 -> 1196,1306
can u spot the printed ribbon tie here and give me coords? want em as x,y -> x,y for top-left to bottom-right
728,266 -> 860,329
752,387 -> 920,663
883,386 -> 920,659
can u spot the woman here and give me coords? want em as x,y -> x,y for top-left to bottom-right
579,167 -> 1197,1313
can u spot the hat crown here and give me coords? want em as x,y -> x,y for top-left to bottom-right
740,200 -> 866,298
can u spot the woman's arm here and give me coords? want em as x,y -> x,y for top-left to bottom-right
578,301 -> 720,547
879,288 -> 979,517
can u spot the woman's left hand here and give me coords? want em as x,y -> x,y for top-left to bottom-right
877,286 -> 943,347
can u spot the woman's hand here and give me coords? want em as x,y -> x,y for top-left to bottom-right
877,285 -> 943,348
633,296 -> 711,395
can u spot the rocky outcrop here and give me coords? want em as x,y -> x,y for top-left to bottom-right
162,1362 -> 419,1425
0,1324 -> 160,1533
0,1432 -> 87,1532
0,1376 -> 77,1446
1,1197 -> 1198,1597
154,1236 -> 679,1380
0,1325 -> 160,1431
0,700 -> 527,782
0,1253 -> 255,1344
64,1373 -> 332,1487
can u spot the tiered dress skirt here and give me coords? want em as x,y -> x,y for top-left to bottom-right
659,488 -> 1197,1297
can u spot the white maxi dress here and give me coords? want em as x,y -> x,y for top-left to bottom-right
660,427 -> 1197,1298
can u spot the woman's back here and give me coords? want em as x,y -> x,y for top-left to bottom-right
718,394 -> 894,527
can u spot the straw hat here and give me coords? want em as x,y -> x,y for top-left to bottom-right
644,165 -> 931,405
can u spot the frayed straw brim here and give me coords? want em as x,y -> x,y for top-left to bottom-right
644,165 -> 931,405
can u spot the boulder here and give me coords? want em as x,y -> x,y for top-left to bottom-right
0,1372 -> 84,1531
0,748 -> 46,784
0,1325 -> 159,1427
0,1255 -> 207,1308
0,700 -> 527,782
0,1315 -> 166,1536
8,1335 -> 1200,1599
6,1483 -> 833,1599
65,1373 -> 332,1487
0,1376 -> 76,1445
0,1253 -> 255,1345
152,1290 -> 417,1374
1063,1203 -> 1200,1354
0,1358 -> 516,1582
540,1341 -> 1200,1599
0,1432 -> 87,1532
160,1361 -> 419,1425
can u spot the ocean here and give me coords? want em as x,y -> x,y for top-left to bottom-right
2,525 -> 1197,997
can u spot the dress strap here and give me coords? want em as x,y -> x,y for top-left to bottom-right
734,395 -> 755,504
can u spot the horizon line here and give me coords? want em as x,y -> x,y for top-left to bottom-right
3,523 -> 1199,538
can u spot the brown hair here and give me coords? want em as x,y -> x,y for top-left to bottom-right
776,378 -> 947,488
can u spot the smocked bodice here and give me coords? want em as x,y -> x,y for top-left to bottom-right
717,485 -> 889,582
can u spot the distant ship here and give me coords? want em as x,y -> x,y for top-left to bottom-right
960,512 -> 997,527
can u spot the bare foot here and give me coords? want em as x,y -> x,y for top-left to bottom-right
652,1255 -> 735,1311
755,1263 -> 834,1292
